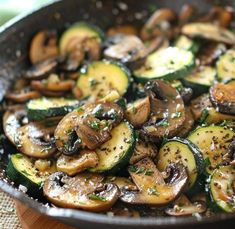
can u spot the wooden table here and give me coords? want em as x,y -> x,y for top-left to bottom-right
15,200 -> 75,229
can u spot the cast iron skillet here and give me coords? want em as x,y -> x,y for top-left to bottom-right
0,0 -> 234,228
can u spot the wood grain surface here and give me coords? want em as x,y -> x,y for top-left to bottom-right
14,200 -> 75,229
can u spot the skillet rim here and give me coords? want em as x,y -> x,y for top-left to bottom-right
0,0 -> 235,227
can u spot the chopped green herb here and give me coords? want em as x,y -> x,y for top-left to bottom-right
171,112 -> 182,119
157,120 -> 169,127
88,120 -> 100,130
88,193 -> 107,202
145,170 -> 154,176
147,186 -> 159,196
129,165 -> 138,173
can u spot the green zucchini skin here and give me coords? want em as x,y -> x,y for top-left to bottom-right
6,154 -> 56,197
77,60 -> 131,99
89,122 -> 136,174
133,47 -> 195,83
27,97 -> 80,121
216,49 -> 235,82
200,107 -> 235,125
59,21 -> 104,54
157,137 -> 204,196
188,126 -> 235,175
207,165 -> 235,213
182,66 -> 217,96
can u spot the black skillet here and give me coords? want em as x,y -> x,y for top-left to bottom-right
0,0 -> 235,228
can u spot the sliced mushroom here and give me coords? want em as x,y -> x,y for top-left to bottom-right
55,102 -> 123,154
140,80 -> 185,142
210,83 -> 235,115
177,107 -> 195,137
178,4 -> 196,26
29,30 -> 59,64
190,94 -> 212,121
104,35 -> 147,69
179,87 -> 193,105
140,8 -> 176,41
198,6 -> 234,28
3,106 -> 28,144
107,25 -> 138,36
56,150 -> 99,176
130,140 -> 158,165
43,172 -> 120,212
16,122 -> 56,158
182,23 -> 235,45
5,88 -> 41,103
61,37 -> 101,72
106,176 -> 135,190
76,115 -> 112,150
144,37 -> 170,55
197,42 -> 226,66
24,58 -> 58,80
165,194 -> 207,216
30,74 -> 74,94
120,158 -> 188,206
125,97 -> 150,128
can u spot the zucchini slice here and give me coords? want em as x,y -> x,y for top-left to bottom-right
59,22 -> 104,54
133,47 -> 195,82
27,97 -> 80,121
216,49 -> 235,82
201,107 -> 235,125
183,66 -> 216,95
174,35 -> 200,54
157,138 -> 204,194
6,153 -> 56,195
208,165 -> 235,213
89,122 -> 135,173
77,60 -> 131,100
188,126 -> 235,175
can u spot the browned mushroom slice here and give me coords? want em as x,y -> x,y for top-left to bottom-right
15,122 -> 56,158
190,94 -> 212,121
29,30 -> 59,64
107,25 -> 138,36
140,8 -> 176,41
5,88 -> 41,103
56,150 -> 99,176
165,194 -> 207,216
55,102 -> 123,154
177,107 -> 195,137
197,42 -> 226,66
178,4 -> 196,26
198,6 -> 234,28
3,106 -> 28,144
140,80 -> 185,142
24,58 -> 58,80
120,158 -> 188,206
104,35 -> 147,69
210,83 -> 235,115
125,97 -> 150,128
76,115 -> 112,150
130,140 -> 157,165
43,172 -> 120,212
145,37 -> 170,55
107,203 -> 140,218
30,76 -> 74,94
182,23 -> 235,45
61,37 -> 101,72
